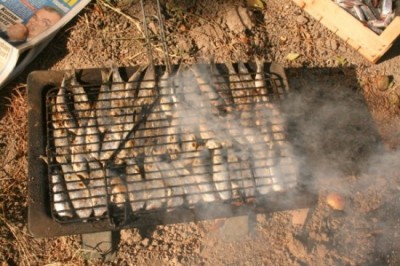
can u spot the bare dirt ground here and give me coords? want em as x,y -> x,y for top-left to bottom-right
1,0 -> 400,265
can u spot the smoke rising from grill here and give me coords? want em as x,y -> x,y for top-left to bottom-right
167,62 -> 300,202
272,68 -> 400,263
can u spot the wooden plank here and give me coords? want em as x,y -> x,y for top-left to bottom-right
292,0 -> 400,63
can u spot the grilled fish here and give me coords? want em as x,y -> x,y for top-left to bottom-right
147,101 -> 169,156
191,64 -> 225,112
166,117 -> 181,159
159,69 -> 174,117
115,137 -> 135,165
136,64 -> 156,107
85,110 -> 101,161
127,65 -> 157,160
198,116 -> 221,150
51,169 -> 73,218
265,105 -> 296,192
96,69 -> 112,134
111,67 -> 126,105
70,126 -> 89,179
126,159 -> 145,212
154,157 -> 185,209
225,62 -> 246,104
107,168 -> 127,208
237,61 -> 255,104
252,145 -> 274,195
191,148 -> 216,202
56,76 -> 77,133
254,57 -> 269,102
111,180 -> 128,209
226,147 -> 255,199
171,159 -> 203,206
123,66 -> 146,137
70,70 -> 91,127
210,58 -> 234,109
143,155 -> 166,210
50,97 -> 71,164
125,66 -> 145,100
60,164 -> 93,219
179,125 -> 198,167
88,159 -> 108,217
211,148 -> 232,200
100,133 -> 120,163
99,69 -> 127,162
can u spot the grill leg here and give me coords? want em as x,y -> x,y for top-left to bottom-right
81,231 -> 118,261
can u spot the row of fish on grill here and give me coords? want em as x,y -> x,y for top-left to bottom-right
47,60 -> 299,220
333,0 -> 397,34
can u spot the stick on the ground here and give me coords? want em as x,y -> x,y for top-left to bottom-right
98,0 -> 145,37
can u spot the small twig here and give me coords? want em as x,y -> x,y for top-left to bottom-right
128,51 -> 145,60
97,0 -> 144,37
95,36 -> 145,41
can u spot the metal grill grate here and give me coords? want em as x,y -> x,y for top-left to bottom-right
27,63 -> 315,237
44,63 -> 298,226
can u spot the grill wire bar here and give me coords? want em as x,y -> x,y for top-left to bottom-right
44,63 -> 299,228
140,0 -> 172,73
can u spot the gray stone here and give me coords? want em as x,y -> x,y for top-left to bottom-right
225,6 -> 253,33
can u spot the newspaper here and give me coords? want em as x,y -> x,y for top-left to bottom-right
0,0 -> 91,88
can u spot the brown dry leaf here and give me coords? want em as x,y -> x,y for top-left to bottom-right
239,35 -> 250,45
93,3 -> 104,17
178,23 -> 188,32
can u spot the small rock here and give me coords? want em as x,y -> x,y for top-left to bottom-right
141,238 -> 149,247
225,6 -> 253,33
290,208 -> 309,226
132,234 -> 142,243
326,192 -> 345,211
375,75 -> 390,91
296,15 -> 308,25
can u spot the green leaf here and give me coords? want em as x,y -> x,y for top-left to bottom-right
336,56 -> 348,66
246,0 -> 265,10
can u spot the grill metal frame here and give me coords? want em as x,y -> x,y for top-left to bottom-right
27,63 -> 315,237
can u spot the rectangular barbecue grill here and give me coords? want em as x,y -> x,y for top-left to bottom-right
27,63 -> 315,237
27,0 -> 314,239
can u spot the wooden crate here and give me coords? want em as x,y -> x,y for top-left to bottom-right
292,0 -> 400,63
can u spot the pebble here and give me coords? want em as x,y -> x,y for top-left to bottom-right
326,192 -> 345,211
289,208 -> 309,226
225,6 -> 253,33
296,15 -> 308,25
375,75 -> 390,91
141,238 -> 149,247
